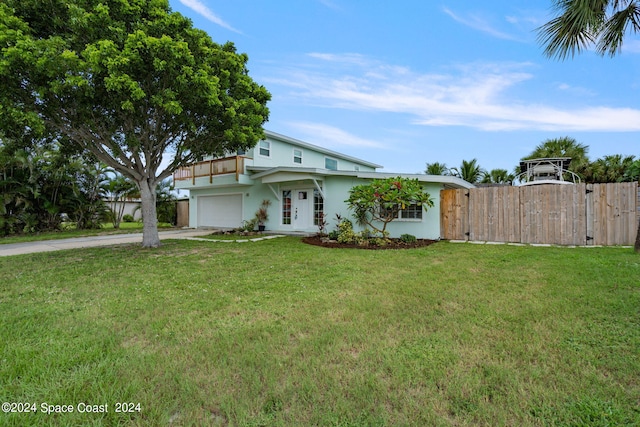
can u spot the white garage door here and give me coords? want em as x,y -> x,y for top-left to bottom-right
197,194 -> 242,228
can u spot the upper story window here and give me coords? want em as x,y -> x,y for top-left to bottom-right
293,149 -> 303,164
259,140 -> 270,157
325,157 -> 338,171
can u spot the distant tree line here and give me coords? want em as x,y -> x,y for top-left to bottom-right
0,140 -> 176,237
425,137 -> 640,185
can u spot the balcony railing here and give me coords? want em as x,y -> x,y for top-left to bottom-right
173,156 -> 246,184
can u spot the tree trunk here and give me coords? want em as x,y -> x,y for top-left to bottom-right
138,179 -> 160,248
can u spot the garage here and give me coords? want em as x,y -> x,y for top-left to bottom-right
197,194 -> 243,228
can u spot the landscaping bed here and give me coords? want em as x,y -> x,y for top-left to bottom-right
302,235 -> 438,249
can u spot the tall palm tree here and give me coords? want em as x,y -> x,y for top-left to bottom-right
521,136 -> 590,178
481,169 -> 515,185
538,0 -> 640,253
538,0 -> 640,59
583,155 -> 637,183
451,159 -> 485,184
623,159 -> 640,182
425,162 -> 450,176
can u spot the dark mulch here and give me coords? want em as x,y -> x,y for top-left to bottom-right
302,236 -> 438,250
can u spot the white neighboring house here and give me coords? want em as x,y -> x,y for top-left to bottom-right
173,130 -> 474,239
104,198 -> 143,221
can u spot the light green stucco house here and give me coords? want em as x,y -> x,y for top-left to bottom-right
174,130 -> 474,239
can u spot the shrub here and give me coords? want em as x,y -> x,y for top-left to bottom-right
242,218 -> 257,232
122,214 -> 135,223
400,233 -> 417,243
369,237 -> 388,246
337,219 -> 361,244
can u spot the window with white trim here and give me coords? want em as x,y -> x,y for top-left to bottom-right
400,203 -> 422,219
259,140 -> 270,157
293,149 -> 302,164
325,157 -> 338,170
313,189 -> 324,226
379,203 -> 423,220
282,190 -> 292,224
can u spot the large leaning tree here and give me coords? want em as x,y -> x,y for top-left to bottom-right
538,0 -> 640,253
0,0 -> 270,247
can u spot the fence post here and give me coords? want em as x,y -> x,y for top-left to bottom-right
585,184 -> 593,245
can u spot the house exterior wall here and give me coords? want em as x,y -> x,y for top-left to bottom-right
243,134 -> 378,172
197,132 -> 378,174
179,131 -> 469,238
321,177 -> 443,240
187,177 -> 442,239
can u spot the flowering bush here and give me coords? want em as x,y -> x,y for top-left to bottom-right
345,177 -> 434,235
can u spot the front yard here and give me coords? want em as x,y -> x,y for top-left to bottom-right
1,238 -> 638,426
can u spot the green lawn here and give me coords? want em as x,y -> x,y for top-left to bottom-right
1,238 -> 638,426
0,222 -> 176,245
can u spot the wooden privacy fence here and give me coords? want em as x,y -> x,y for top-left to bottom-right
440,183 -> 639,246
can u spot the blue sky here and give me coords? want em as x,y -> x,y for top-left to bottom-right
169,0 -> 640,174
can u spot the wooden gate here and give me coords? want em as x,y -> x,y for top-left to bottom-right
440,183 -> 639,246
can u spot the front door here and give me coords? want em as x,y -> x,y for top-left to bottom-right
293,190 -> 311,230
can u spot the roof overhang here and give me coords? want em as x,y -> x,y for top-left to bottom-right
264,130 -> 383,169
248,167 -> 475,189
355,172 -> 476,189
248,167 -> 335,184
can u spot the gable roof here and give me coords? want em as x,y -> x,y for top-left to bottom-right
265,130 -> 383,169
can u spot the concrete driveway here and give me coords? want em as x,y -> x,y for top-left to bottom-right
0,229 -> 215,257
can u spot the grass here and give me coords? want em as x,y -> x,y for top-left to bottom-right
195,233 -> 280,241
1,238 -> 639,426
0,222 -> 176,245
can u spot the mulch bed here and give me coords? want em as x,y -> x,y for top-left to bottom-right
302,236 -> 438,250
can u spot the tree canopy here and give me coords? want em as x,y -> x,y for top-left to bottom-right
451,159 -> 485,184
0,0 -> 270,247
538,0 -> 640,58
520,136 -> 590,177
425,162 -> 451,176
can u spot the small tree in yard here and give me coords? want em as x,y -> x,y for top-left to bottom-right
346,177 -> 434,236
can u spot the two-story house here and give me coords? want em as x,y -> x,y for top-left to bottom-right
173,130 -> 473,239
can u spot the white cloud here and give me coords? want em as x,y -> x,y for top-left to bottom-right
555,83 -> 596,97
178,0 -> 241,33
286,122 -> 386,149
308,52 -> 370,66
265,53 -> 640,132
622,38 -> 640,53
318,0 -> 342,11
442,7 -> 520,41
